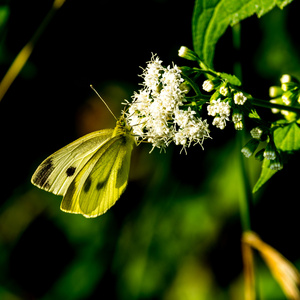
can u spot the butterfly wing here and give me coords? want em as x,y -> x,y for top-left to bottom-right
60,133 -> 134,217
31,129 -> 114,196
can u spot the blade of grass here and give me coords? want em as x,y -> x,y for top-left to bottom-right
0,0 -> 66,102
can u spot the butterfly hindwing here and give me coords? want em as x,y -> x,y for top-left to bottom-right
60,133 -> 134,217
31,129 -> 114,196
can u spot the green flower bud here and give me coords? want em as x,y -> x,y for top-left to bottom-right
234,120 -> 243,130
281,90 -> 298,105
241,139 -> 260,158
255,148 -> 265,161
269,86 -> 283,98
178,46 -> 199,62
219,83 -> 229,96
202,79 -> 214,92
263,142 -> 277,160
281,82 -> 298,92
280,74 -> 299,84
232,110 -> 243,123
280,74 -> 292,84
270,98 -> 284,114
269,155 -> 283,170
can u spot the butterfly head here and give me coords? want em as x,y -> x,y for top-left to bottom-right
114,115 -> 133,136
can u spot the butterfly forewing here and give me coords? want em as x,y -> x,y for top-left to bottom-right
31,129 -> 114,195
61,133 -> 134,217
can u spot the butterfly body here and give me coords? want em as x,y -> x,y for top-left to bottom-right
31,116 -> 135,218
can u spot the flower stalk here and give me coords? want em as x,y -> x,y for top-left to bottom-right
250,97 -> 300,114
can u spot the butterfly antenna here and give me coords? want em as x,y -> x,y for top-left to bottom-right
90,85 -> 118,121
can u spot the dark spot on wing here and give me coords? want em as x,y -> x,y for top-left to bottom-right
84,177 -> 92,193
96,181 -> 105,190
33,159 -> 54,189
66,166 -> 76,177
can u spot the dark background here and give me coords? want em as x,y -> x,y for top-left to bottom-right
0,0 -> 300,299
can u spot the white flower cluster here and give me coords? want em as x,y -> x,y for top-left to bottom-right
207,99 -> 231,130
125,55 -> 211,152
234,92 -> 247,105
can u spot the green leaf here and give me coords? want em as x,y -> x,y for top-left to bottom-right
248,109 -> 261,120
192,0 -> 293,68
253,158 -> 278,193
218,72 -> 241,86
274,122 -> 300,152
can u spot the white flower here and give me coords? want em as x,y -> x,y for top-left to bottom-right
207,98 -> 231,130
202,80 -> 214,92
141,54 -> 164,93
250,127 -> 263,140
125,54 -> 211,152
218,102 -> 231,119
234,92 -> 247,105
212,117 -> 226,130
207,99 -> 230,118
280,74 -> 291,84
220,85 -> 229,96
232,113 -> 243,123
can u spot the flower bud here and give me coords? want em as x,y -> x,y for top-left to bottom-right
281,111 -> 297,122
280,74 -> 292,84
282,90 -> 298,105
255,148 -> 265,161
179,81 -> 190,94
241,139 -> 260,158
269,155 -> 283,170
280,74 -> 299,84
234,92 -> 247,105
203,79 -> 222,93
263,142 -> 277,160
281,82 -> 298,92
270,99 -> 282,114
219,83 -> 229,96
178,46 -> 199,61
269,86 -> 282,98
202,80 -> 214,92
234,120 -> 243,130
232,110 -> 243,123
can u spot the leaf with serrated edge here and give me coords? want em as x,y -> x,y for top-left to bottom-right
219,72 -> 241,86
192,0 -> 294,67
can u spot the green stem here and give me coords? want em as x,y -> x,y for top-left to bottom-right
237,131 -> 252,231
250,97 -> 300,114
232,23 -> 252,232
0,1 -> 65,102
181,72 -> 202,96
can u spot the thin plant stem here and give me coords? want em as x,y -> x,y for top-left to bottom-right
237,131 -> 252,232
0,0 -> 66,102
232,23 -> 252,232
250,97 -> 300,114
233,22 -> 259,300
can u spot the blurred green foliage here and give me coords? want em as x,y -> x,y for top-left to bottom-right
0,0 -> 300,299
